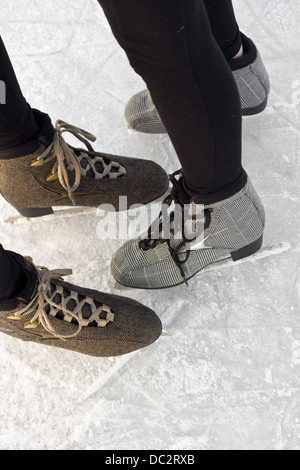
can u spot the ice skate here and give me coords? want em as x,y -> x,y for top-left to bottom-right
0,110 -> 169,221
111,171 -> 266,289
125,34 -> 270,134
0,252 -> 162,357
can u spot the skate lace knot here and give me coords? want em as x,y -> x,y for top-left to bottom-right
14,266 -> 114,340
32,120 -> 125,205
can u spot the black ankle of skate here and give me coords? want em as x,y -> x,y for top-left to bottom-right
228,33 -> 257,72
10,270 -> 28,298
0,109 -> 54,160
6,252 -> 39,303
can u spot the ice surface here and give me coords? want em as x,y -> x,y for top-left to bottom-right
0,0 -> 299,450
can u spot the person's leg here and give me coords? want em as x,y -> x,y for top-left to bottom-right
98,0 -> 245,202
0,36 -> 41,151
203,0 -> 242,60
124,0 -> 270,133
0,35 -> 168,217
99,0 -> 265,289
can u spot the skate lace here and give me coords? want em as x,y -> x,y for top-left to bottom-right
14,265 -> 114,340
139,170 -> 204,283
32,120 -> 125,205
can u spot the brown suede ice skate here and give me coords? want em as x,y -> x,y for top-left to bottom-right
0,252 -> 162,357
0,110 -> 169,218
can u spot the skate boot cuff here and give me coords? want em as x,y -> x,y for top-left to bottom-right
228,32 -> 258,72
0,109 -> 54,160
5,252 -> 39,305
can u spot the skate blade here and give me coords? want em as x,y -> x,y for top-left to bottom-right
5,190 -> 171,224
5,207 -> 98,224
113,242 -> 291,291
201,242 -> 291,273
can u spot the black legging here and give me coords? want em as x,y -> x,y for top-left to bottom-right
0,37 -> 40,151
203,0 -> 242,59
97,0 -> 246,202
0,0 -> 245,300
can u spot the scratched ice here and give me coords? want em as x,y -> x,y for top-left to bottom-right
0,0 -> 299,450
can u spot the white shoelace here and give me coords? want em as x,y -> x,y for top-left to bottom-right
33,120 -> 97,205
15,265 -> 114,340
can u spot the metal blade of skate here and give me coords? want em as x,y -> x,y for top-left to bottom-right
201,242 -> 291,273
5,207 -> 98,224
113,242 -> 291,291
4,189 -> 170,224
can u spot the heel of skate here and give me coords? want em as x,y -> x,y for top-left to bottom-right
231,235 -> 264,262
16,207 -> 54,218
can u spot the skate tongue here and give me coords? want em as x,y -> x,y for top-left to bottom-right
0,110 -> 54,160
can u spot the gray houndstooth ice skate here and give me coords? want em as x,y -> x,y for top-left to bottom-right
111,171 -> 265,289
125,34 -> 270,134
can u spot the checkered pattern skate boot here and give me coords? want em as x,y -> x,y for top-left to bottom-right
125,34 -> 270,134
0,110 -> 169,218
111,171 -> 265,289
0,253 -> 162,356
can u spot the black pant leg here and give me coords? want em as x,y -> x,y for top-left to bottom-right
0,36 -> 40,151
203,0 -> 242,59
98,0 -> 245,202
